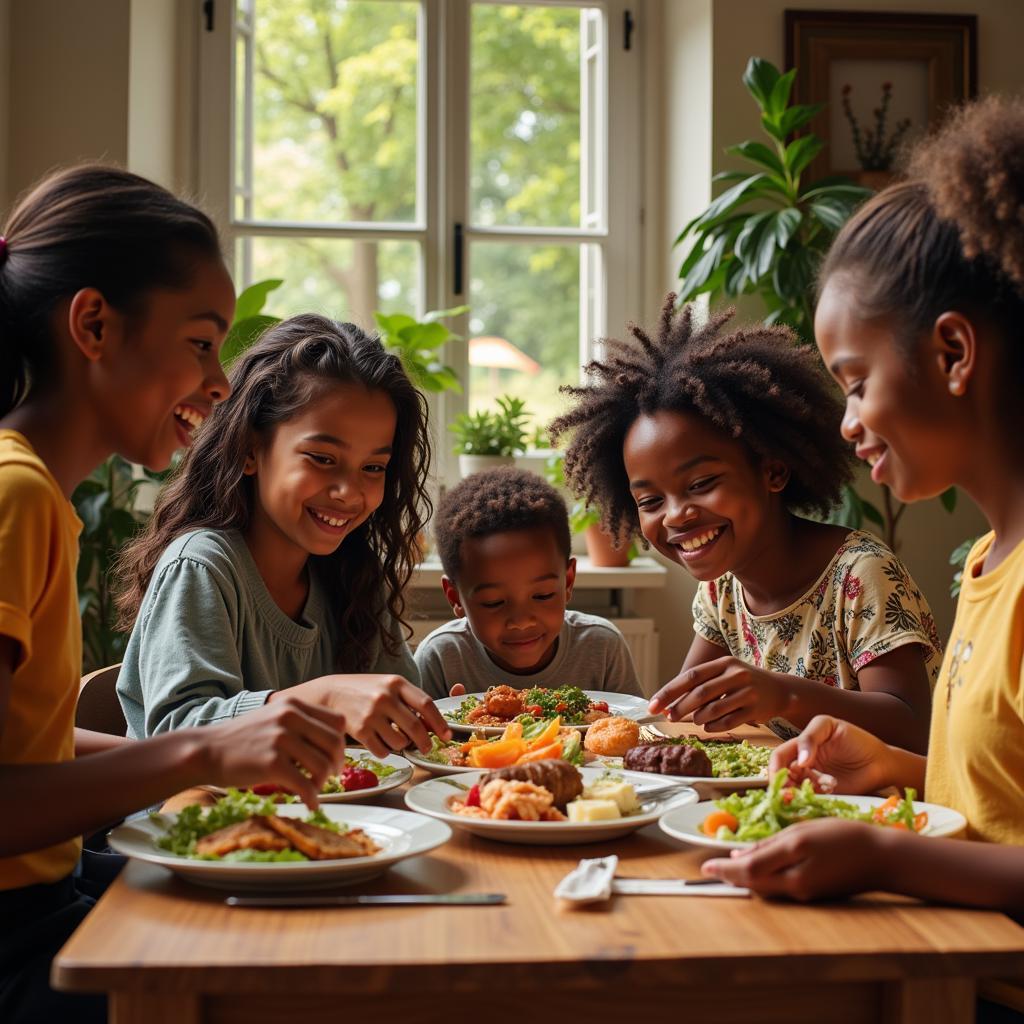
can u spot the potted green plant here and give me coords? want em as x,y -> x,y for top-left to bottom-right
545,453 -> 634,567
449,395 -> 530,477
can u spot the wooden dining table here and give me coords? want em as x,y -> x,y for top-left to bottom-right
53,725 -> 1024,1024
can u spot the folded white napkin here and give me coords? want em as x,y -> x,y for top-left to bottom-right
553,855 -> 618,903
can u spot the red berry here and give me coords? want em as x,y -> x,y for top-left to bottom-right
340,767 -> 378,792
465,783 -> 482,807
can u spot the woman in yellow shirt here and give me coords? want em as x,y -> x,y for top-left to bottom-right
0,166 -> 354,1022
703,97 -> 1024,915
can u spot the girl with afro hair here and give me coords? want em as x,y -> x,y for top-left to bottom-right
550,296 -> 940,753
700,95 -> 1024,928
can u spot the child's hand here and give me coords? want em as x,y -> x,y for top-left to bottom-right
700,817 -> 889,900
770,715 -> 897,796
275,675 -> 452,758
649,656 -> 791,731
202,694 -> 347,808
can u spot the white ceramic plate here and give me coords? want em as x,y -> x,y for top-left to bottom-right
207,749 -> 414,803
404,745 -> 474,776
109,803 -> 451,890
436,690 -> 657,736
658,795 -> 968,852
404,766 -> 697,845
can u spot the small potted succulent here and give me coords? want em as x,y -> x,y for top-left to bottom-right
449,395 -> 530,478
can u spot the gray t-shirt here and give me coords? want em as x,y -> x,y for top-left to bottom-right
117,528 -> 417,738
413,609 -> 641,700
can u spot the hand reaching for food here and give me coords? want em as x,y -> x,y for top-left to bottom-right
769,715 -> 921,795
649,657 -> 792,731
269,674 -> 451,758
203,693 -> 347,808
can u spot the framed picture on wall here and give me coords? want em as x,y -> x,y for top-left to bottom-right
785,10 -> 977,186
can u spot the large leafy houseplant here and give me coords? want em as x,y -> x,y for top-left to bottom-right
676,58 -> 871,339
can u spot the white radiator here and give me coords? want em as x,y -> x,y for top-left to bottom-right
409,617 -> 659,696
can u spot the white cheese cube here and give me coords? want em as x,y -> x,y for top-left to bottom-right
582,779 -> 640,814
566,798 -> 622,822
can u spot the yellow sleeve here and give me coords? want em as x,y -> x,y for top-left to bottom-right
0,463 -> 61,669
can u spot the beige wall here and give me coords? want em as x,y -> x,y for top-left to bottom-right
1,0 -> 189,212
6,0 -> 131,206
643,0 -> 1013,682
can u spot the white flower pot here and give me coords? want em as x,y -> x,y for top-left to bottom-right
514,449 -> 558,481
458,454 -> 515,478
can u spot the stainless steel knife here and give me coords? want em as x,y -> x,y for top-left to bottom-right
225,892 -> 507,908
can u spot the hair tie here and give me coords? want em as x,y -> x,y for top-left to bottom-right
0,236 -> 7,264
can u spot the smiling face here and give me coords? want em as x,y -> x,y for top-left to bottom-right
623,409 -> 787,582
244,382 -> 398,562
442,526 -> 576,674
100,257 -> 235,469
814,273 -> 971,503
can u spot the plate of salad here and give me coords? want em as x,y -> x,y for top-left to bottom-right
208,749 -> 414,803
109,790 -> 451,889
658,769 -> 967,851
436,686 -> 655,735
405,717 -> 586,775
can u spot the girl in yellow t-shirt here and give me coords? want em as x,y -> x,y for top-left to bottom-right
0,167 -> 353,1023
703,96 -> 1024,917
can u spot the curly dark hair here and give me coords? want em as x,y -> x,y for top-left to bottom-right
819,95 -> 1024,426
434,467 -> 571,582
114,314 -> 432,670
548,295 -> 855,541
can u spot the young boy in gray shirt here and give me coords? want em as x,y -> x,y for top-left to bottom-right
414,467 -> 641,700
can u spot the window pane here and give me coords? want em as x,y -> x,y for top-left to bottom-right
236,236 -> 420,327
470,4 -> 598,228
239,0 -> 420,224
469,242 -> 595,434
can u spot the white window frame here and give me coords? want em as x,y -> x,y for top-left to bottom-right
195,0 -> 644,483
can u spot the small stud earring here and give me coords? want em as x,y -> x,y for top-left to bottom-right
949,380 -> 964,395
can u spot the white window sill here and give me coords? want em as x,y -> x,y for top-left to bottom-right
409,555 -> 667,590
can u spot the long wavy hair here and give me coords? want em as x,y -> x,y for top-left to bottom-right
115,315 -> 432,670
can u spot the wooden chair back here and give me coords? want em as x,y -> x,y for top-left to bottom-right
76,664 -> 127,737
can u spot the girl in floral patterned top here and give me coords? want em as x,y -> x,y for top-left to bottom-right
551,298 -> 940,752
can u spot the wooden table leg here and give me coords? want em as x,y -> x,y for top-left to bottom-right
884,978 -> 975,1024
110,992 -> 201,1024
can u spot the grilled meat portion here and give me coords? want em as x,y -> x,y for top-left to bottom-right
194,816 -> 289,858
623,742 -> 714,778
264,816 -> 381,859
483,759 -> 583,809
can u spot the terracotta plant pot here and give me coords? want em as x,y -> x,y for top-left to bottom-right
584,523 -> 631,567
855,169 -> 895,191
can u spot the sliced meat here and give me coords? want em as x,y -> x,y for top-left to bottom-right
623,743 -> 714,777
483,759 -> 583,809
195,816 -> 289,858
264,816 -> 381,860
